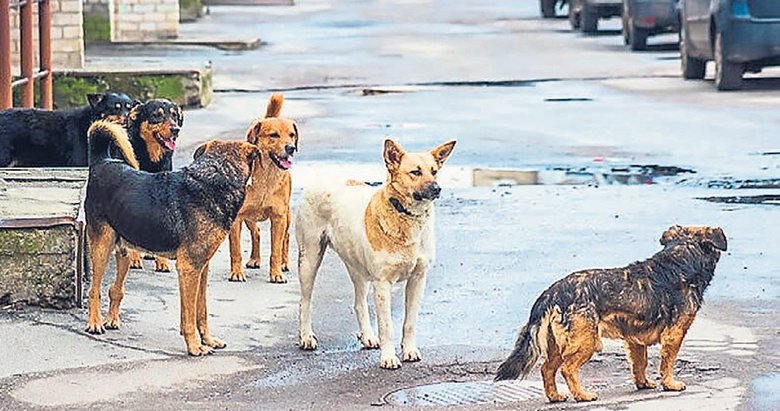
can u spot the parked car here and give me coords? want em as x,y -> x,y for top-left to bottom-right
622,0 -> 681,50
569,0 -> 623,33
541,0 -> 567,18
680,0 -> 780,90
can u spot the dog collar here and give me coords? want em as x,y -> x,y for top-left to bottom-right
389,197 -> 416,217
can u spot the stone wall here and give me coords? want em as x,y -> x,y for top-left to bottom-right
110,0 -> 179,42
9,0 -> 85,71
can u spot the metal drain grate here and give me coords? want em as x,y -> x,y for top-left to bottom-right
383,380 -> 545,407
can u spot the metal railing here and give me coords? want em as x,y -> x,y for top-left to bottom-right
0,0 -> 53,110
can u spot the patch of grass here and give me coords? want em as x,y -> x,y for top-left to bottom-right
83,13 -> 111,44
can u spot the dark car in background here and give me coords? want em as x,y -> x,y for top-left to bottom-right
622,0 -> 681,50
569,0 -> 623,33
680,0 -> 780,90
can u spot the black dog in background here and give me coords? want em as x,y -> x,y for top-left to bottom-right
0,92 -> 137,167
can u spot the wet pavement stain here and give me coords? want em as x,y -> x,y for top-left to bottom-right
697,195 -> 780,206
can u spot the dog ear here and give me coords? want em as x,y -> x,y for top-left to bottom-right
383,139 -> 405,171
87,93 -> 105,109
705,227 -> 727,251
660,225 -> 684,245
193,142 -> 210,160
246,121 -> 263,144
127,105 -> 141,128
430,140 -> 456,167
293,122 -> 299,151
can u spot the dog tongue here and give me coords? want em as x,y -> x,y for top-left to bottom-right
280,157 -> 292,169
163,139 -> 176,151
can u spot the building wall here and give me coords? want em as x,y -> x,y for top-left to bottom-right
9,0 -> 85,71
110,0 -> 179,42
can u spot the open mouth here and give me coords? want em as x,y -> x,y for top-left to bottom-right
269,152 -> 293,170
155,131 -> 177,151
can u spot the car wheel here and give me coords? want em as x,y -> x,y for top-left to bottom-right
714,31 -> 743,91
569,3 -> 581,30
541,0 -> 556,18
629,24 -> 648,51
581,3 -> 598,33
680,24 -> 705,80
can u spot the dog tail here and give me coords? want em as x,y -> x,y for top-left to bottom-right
88,120 -> 139,170
265,93 -> 284,118
494,290 -> 556,382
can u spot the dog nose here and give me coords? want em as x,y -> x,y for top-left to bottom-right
427,182 -> 441,199
171,126 -> 180,137
285,144 -> 296,155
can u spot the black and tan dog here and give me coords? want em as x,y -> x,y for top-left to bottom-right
118,99 -> 184,272
495,226 -> 727,402
84,120 -> 259,356
0,92 -> 137,167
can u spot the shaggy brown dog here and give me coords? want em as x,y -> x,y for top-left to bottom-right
495,226 -> 727,402
84,120 -> 258,356
228,94 -> 298,283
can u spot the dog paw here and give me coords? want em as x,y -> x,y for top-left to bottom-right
245,259 -> 262,269
228,271 -> 247,282
269,272 -> 288,284
662,380 -> 686,392
282,266 -> 290,273
573,391 -> 598,402
202,336 -> 226,349
402,347 -> 422,362
85,320 -> 106,335
103,317 -> 121,330
546,393 -> 568,403
187,344 -> 214,357
129,259 -> 143,270
636,379 -> 657,390
379,355 -> 402,370
358,333 -> 380,349
154,260 -> 171,272
299,334 -> 318,350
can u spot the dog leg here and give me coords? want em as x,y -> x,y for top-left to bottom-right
625,342 -> 656,389
105,247 -> 131,330
197,264 -> 226,349
268,213 -> 288,283
401,275 -> 426,362
374,280 -> 401,369
659,316 -> 694,391
228,220 -> 247,282
245,220 -> 262,269
177,258 -> 212,356
281,207 -> 291,272
541,339 -> 567,402
350,274 -> 379,349
298,231 -> 326,350
128,248 -> 143,270
154,256 -> 171,273
85,224 -> 116,334
559,316 -> 599,402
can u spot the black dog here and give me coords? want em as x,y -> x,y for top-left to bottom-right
0,92 -> 137,167
84,120 -> 259,356
115,99 -> 183,271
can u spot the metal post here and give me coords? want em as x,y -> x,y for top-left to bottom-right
38,0 -> 51,109
0,0 -> 12,109
19,0 -> 34,108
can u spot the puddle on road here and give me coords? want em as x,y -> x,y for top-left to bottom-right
698,194 -> 780,206
707,178 -> 780,190
383,380 -> 544,407
751,373 -> 780,410
473,164 -> 695,187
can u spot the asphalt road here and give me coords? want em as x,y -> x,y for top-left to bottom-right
1,1 -> 779,410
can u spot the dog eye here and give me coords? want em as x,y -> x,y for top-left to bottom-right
410,169 -> 422,177
269,132 -> 280,138
125,103 -> 132,108
115,103 -> 121,109
289,133 -> 296,138
431,169 -> 438,176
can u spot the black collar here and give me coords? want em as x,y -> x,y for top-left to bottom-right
389,197 -> 415,217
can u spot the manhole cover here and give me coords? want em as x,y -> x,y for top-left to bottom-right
382,380 -> 544,407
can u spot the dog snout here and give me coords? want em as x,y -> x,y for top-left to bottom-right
419,182 -> 441,200
170,126 -> 180,138
285,144 -> 296,156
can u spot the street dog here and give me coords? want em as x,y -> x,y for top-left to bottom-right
0,92 -> 137,167
228,93 -> 297,283
84,120 -> 259,356
495,226 -> 727,402
120,99 -> 184,273
296,139 -> 456,368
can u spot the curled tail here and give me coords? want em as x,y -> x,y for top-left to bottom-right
495,291 -> 557,381
88,120 -> 139,170
265,93 -> 284,118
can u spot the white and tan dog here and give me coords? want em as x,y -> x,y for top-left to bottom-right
296,139 -> 456,369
